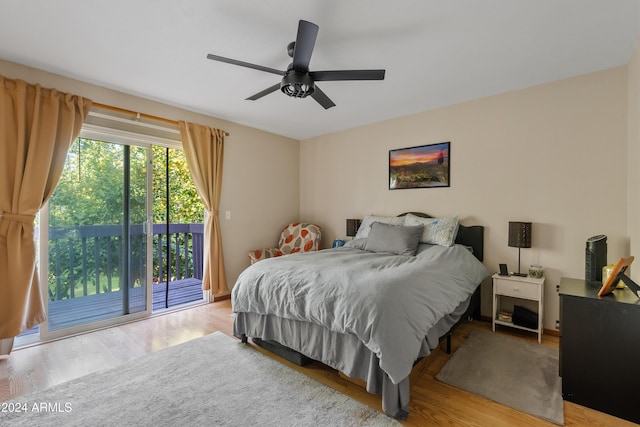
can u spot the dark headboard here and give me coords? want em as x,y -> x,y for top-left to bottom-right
398,212 -> 484,262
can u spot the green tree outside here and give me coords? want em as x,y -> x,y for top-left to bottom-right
47,138 -> 204,300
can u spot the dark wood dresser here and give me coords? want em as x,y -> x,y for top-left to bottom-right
559,277 -> 640,424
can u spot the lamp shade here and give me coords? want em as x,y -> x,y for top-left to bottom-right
346,219 -> 361,237
508,222 -> 532,248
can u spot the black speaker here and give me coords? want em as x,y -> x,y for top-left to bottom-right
513,305 -> 538,329
585,235 -> 607,282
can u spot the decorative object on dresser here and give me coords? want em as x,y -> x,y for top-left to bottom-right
597,256 -> 640,297
559,277 -> 640,424
247,222 -> 321,264
585,234 -> 607,282
346,218 -> 362,239
388,142 -> 450,189
508,221 -> 532,276
492,273 -> 544,343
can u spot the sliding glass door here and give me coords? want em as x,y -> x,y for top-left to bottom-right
14,132 -> 206,343
151,146 -> 205,311
44,138 -> 151,335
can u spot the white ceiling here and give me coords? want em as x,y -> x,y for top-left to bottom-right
1,0 -> 638,140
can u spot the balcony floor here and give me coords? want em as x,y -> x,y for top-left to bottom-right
28,278 -> 203,334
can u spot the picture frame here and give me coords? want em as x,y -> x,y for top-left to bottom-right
389,141 -> 450,190
598,256 -> 635,297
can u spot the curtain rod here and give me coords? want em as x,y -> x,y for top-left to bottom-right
91,102 -> 230,136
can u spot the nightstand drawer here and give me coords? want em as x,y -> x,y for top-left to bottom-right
495,279 -> 539,299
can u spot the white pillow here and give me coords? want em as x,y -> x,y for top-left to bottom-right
404,213 -> 459,246
354,215 -> 405,239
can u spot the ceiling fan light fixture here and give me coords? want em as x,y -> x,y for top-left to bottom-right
206,19 -> 384,108
280,72 -> 315,98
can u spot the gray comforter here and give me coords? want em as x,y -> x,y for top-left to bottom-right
232,242 -> 488,384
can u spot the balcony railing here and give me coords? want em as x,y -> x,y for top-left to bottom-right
15,223 -> 205,336
47,223 -> 204,302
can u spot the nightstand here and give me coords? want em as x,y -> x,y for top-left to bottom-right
492,273 -> 545,343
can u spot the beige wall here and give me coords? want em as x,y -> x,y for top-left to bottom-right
0,59 -> 300,289
2,56 -> 634,331
301,66 -> 629,331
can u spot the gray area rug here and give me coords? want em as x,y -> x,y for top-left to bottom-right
0,332 -> 399,427
436,330 -> 564,425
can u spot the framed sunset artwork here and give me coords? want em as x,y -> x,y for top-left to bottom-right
389,141 -> 450,189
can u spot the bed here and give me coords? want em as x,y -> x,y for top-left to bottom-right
231,212 -> 489,419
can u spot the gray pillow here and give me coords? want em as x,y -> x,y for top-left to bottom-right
364,222 -> 424,256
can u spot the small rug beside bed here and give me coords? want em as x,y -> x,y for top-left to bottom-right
0,332 -> 399,427
435,330 -> 564,425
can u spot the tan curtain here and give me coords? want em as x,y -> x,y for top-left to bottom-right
179,121 -> 228,296
0,76 -> 91,339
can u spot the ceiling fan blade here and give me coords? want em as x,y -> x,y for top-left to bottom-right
310,86 -> 336,109
310,69 -> 386,81
207,54 -> 285,76
292,20 -> 319,71
246,83 -> 282,101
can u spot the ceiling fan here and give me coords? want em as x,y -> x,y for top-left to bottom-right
206,20 -> 385,109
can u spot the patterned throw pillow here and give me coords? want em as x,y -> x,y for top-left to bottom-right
249,223 -> 321,264
278,223 -> 321,254
403,214 -> 459,246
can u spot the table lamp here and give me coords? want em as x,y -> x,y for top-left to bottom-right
508,221 -> 532,277
346,219 -> 361,238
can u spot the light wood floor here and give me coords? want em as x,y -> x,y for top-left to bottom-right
0,300 -> 634,426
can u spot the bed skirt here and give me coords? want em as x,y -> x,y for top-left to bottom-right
233,294 -> 472,419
